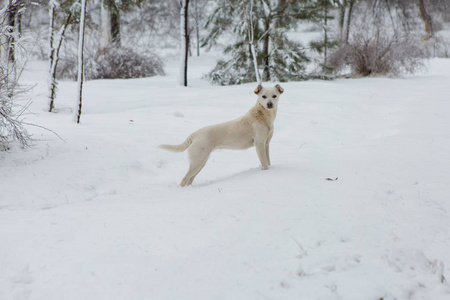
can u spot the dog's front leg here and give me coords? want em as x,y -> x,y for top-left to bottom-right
265,130 -> 274,166
255,140 -> 269,170
254,124 -> 270,170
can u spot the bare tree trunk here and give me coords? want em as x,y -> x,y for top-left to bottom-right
48,1 -> 56,112
243,0 -> 261,84
101,0 -> 120,47
2,0 -> 25,85
323,3 -> 328,70
100,1 -> 111,47
5,0 -> 23,64
338,1 -> 346,42
194,0 -> 199,57
260,0 -> 271,82
179,0 -> 189,86
340,1 -> 351,44
6,0 -> 16,63
48,12 -> 72,112
76,0 -> 87,124
262,18 -> 270,82
343,0 -> 354,44
111,9 -> 120,45
48,1 -> 55,64
418,0 -> 433,40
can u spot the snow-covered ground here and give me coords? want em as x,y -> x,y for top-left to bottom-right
1,56 -> 450,300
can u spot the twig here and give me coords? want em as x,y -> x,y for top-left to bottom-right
291,236 -> 308,257
257,28 -> 271,44
21,122 -> 66,143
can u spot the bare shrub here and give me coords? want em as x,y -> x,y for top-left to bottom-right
57,46 -> 165,80
329,29 -> 426,77
94,46 -> 165,79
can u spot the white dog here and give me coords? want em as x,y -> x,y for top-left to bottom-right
159,84 -> 284,187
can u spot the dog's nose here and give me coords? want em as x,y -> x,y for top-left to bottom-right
267,102 -> 273,109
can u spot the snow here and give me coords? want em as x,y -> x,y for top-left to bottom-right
1,56 -> 450,300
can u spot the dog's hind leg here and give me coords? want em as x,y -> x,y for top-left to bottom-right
180,143 -> 212,187
183,158 -> 208,187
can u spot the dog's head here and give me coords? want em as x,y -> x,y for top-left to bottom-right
254,84 -> 284,110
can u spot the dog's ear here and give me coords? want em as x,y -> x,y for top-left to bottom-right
275,84 -> 284,94
254,85 -> 263,95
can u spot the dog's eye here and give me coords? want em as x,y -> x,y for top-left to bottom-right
262,95 -> 267,99
272,95 -> 277,98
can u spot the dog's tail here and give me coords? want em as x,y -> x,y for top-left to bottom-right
158,136 -> 193,153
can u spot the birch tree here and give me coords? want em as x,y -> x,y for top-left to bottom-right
76,0 -> 86,124
242,0 -> 261,84
179,0 -> 189,86
194,0 -> 199,56
48,0 -> 73,112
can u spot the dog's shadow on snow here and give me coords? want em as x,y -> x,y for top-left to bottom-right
192,164 -> 296,188
194,168 -> 260,187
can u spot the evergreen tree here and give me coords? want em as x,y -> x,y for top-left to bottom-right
202,0 -> 321,85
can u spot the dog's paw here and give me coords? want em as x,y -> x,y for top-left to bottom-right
261,166 -> 269,170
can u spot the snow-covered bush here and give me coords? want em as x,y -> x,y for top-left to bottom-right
91,46 -> 165,79
1,1 -> 31,149
58,46 -> 164,80
0,71 -> 31,150
329,30 -> 426,77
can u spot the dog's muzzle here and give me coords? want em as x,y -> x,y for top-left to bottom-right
267,102 -> 273,109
